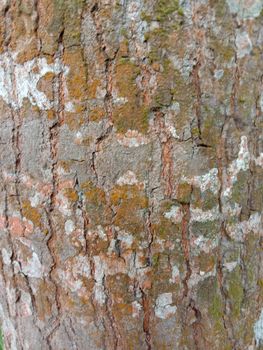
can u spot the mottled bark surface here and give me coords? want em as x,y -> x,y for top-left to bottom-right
0,0 -> 263,349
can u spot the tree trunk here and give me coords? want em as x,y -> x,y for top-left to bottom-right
0,0 -> 263,349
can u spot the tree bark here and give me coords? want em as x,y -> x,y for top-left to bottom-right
0,0 -> 263,349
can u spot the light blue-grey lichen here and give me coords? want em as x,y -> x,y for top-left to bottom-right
254,309 -> 263,346
226,0 -> 263,19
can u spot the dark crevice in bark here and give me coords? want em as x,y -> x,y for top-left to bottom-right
45,29 -> 66,346
104,280 -> 122,350
33,0 -> 41,53
188,299 -> 207,350
181,200 -> 192,300
89,2 -> 120,187
73,174 -> 107,346
145,206 -> 154,267
231,18 -> 241,128
22,274 -> 47,346
216,133 -> 236,349
140,288 -> 152,350
90,2 -> 119,124
2,4 -> 27,348
180,189 -> 209,349
91,124 -> 113,185
191,4 -> 203,143
154,111 -> 174,198
2,184 -> 31,349
191,60 -> 202,142
141,203 -> 154,349
64,317 -> 78,350
2,186 -> 19,326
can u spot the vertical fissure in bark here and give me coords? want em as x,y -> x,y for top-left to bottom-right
141,287 -> 152,350
191,60 -> 202,142
74,174 -> 107,346
103,279 -> 122,350
2,186 -> 18,320
188,299 -> 206,350
216,137 -> 236,348
181,201 -> 192,300
231,19 -> 241,125
89,2 -> 119,186
191,3 -> 203,142
0,1 -> 262,349
45,29 -> 66,345
155,111 -> 174,198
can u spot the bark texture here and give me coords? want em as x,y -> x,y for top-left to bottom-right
0,0 -> 263,349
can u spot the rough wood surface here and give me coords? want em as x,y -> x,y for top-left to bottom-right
0,0 -> 263,349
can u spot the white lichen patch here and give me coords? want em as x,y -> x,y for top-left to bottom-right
56,192 -> 72,216
58,256 -> 91,293
164,113 -> 180,139
93,255 -> 107,305
190,205 -> 220,223
192,235 -> 219,254
169,265 -> 180,284
125,0 -> 149,51
2,248 -> 12,265
155,293 -> 177,319
112,91 -> 128,106
254,153 -> 263,167
87,225 -> 106,240
65,101 -> 75,112
222,202 -> 242,216
171,101 -> 181,113
107,239 -> 117,255
214,69 -> 224,80
236,30 -> 252,58
71,256 -> 91,280
188,268 -> 217,288
167,124 -> 179,139
116,170 -> 139,186
0,304 -> 17,350
260,93 -> 263,113
116,229 -> 134,248
58,269 -> 82,293
164,205 -> 183,224
97,225 -> 107,240
223,135 -> 250,198
254,309 -> 263,347
65,219 -> 75,235
29,192 -> 42,208
19,291 -> 32,317
226,212 -> 262,241
21,252 -> 43,279
223,261 -> 238,272
0,51 -> 68,110
116,129 -> 149,147
183,168 -> 219,195
132,301 -> 142,318
171,54 -> 195,79
226,0 -> 263,19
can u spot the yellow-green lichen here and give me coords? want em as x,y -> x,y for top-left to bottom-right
191,220 -> 220,239
209,293 -> 224,321
81,181 -> 111,227
227,267 -> 244,319
22,200 -> 41,227
176,182 -> 192,203
63,188 -> 79,202
112,59 -> 149,133
154,0 -> 180,22
110,184 -> 148,235
63,0 -> 85,48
